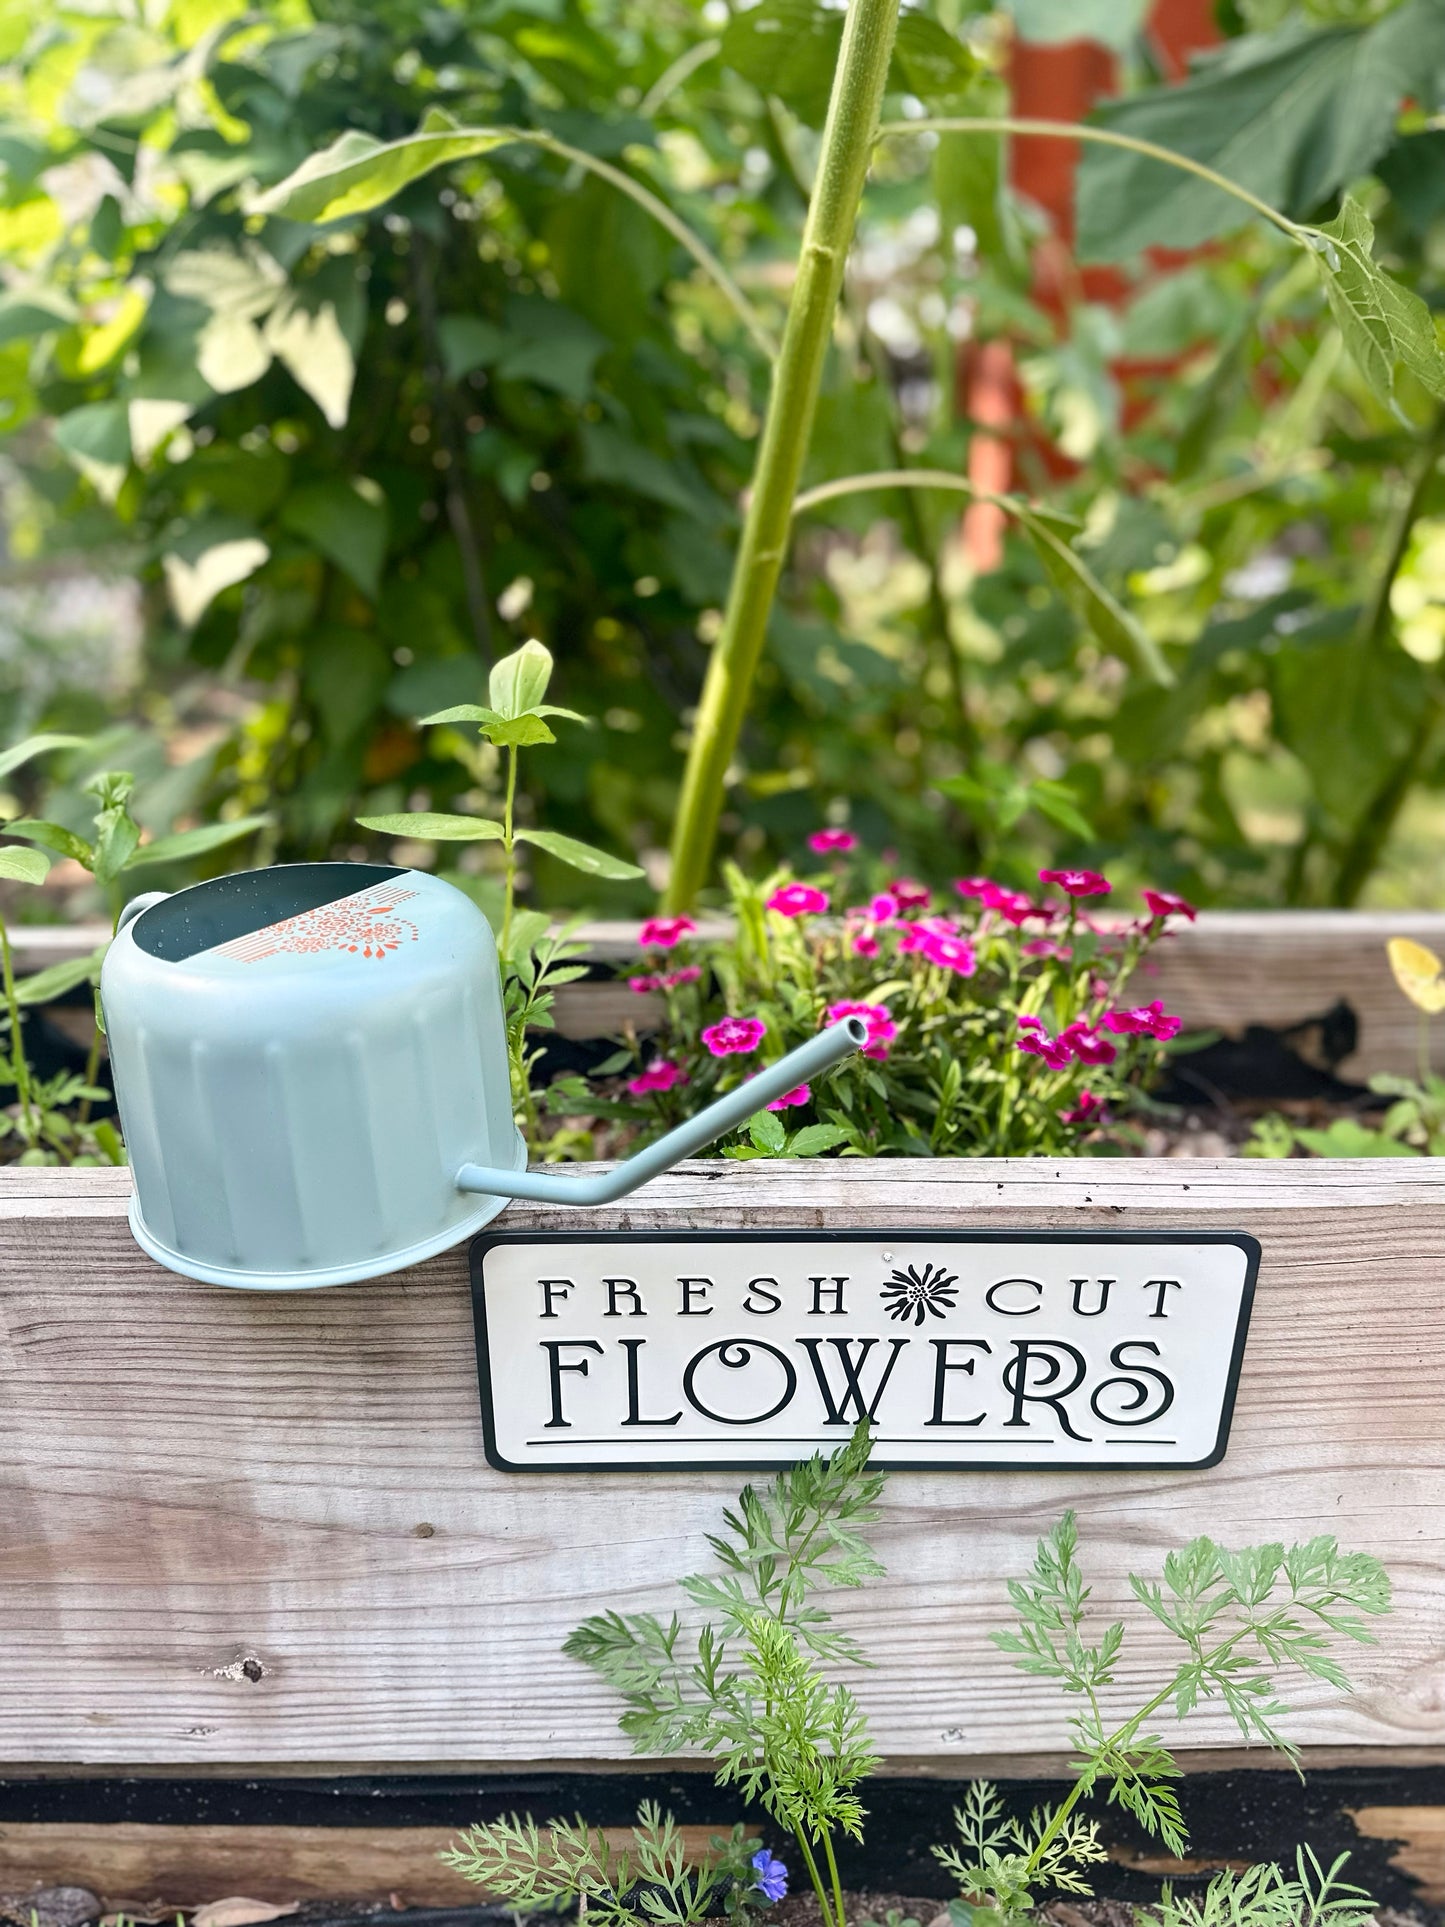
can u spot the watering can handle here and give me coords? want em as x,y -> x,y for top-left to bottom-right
456,1015 -> 870,1205
116,891 -> 171,934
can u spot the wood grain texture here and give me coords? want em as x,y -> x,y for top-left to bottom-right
1349,1807 -> 1445,1905
0,1822 -> 720,1909
0,1161 -> 1442,1770
0,1822 -> 476,1909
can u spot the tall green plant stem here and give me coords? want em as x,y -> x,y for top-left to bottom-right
1331,411 -> 1445,902
501,743 -> 518,959
0,917 -> 35,1145
1361,412 -> 1445,652
791,1823 -> 838,1927
664,0 -> 902,913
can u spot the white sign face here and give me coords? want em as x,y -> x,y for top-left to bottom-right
469,1231 -> 1258,1473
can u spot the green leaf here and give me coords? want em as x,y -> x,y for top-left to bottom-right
14,946 -> 108,1005
0,846 -> 51,885
53,401 -> 130,504
1295,1118 -> 1422,1157
489,296 -> 606,401
1002,0 -> 1149,52
1030,780 -> 1095,841
161,519 -> 270,628
163,245 -> 285,320
0,288 -> 76,346
514,827 -> 644,879
437,315 -> 510,381
357,811 -> 506,840
0,734 -> 87,782
747,1109 -> 787,1155
124,816 -> 271,869
1268,609 -> 1425,830
579,422 -> 716,520
502,907 -> 552,964
788,1123 -> 851,1157
128,398 -> 192,465
1302,196 -> 1445,405
252,116 -> 518,224
489,639 -> 555,718
1376,129 -> 1445,236
543,175 -> 671,344
933,131 -> 1020,277
720,0 -> 839,123
1075,5 -> 1445,260
263,290 -> 356,428
420,702 -> 588,730
196,310 -> 272,394
480,714 -> 557,747
1,820 -> 92,865
890,15 -> 979,100
280,479 -> 389,601
721,0 -> 976,125
1015,509 -> 1174,686
92,808 -> 142,887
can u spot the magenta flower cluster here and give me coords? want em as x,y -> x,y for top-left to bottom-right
767,882 -> 830,918
629,964 -> 702,994
639,916 -> 696,949
703,1014 -> 768,1056
617,832 -> 1197,1144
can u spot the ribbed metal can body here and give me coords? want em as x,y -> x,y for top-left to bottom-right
101,863 -> 522,1288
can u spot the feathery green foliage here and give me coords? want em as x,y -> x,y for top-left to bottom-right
936,1514 -> 1391,1927
441,1800 -> 760,1927
565,1420 -> 883,1927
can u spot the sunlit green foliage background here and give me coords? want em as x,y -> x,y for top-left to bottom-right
3,0 -> 1445,917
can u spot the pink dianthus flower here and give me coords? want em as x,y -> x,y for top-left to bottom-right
767,1083 -> 811,1112
1101,999 -> 1182,1041
639,916 -> 696,949
1142,888 -> 1196,922
920,929 -> 977,975
702,1015 -> 767,1056
808,829 -> 857,854
1039,867 -> 1112,898
1062,1089 -> 1108,1126
628,1058 -> 688,1096
824,999 -> 897,1060
767,882 -> 829,918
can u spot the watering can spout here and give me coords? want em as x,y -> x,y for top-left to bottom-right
456,1016 -> 868,1206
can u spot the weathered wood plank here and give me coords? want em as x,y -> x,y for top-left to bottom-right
0,1822 -> 482,1909
19,912 -> 1445,1079
0,1161 -> 1441,1769
0,1821 -> 725,1909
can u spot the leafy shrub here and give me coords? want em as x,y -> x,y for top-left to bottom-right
10,0 -> 1445,911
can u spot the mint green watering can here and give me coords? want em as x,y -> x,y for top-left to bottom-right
100,863 -> 865,1290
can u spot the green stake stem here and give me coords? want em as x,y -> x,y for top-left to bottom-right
664,0 -> 902,913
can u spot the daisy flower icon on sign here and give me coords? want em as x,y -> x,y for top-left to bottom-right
879,1260 -> 959,1326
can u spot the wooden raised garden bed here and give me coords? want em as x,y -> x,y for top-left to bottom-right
0,1158 -> 1442,1912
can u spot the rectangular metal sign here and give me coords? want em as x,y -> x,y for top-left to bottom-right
469,1229 -> 1258,1473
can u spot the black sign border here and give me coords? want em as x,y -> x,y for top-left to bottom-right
469,1227 -> 1260,1474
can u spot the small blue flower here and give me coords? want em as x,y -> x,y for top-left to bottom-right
752,1849 -> 789,1904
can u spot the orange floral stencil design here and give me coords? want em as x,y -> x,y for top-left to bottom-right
214,885 -> 421,963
